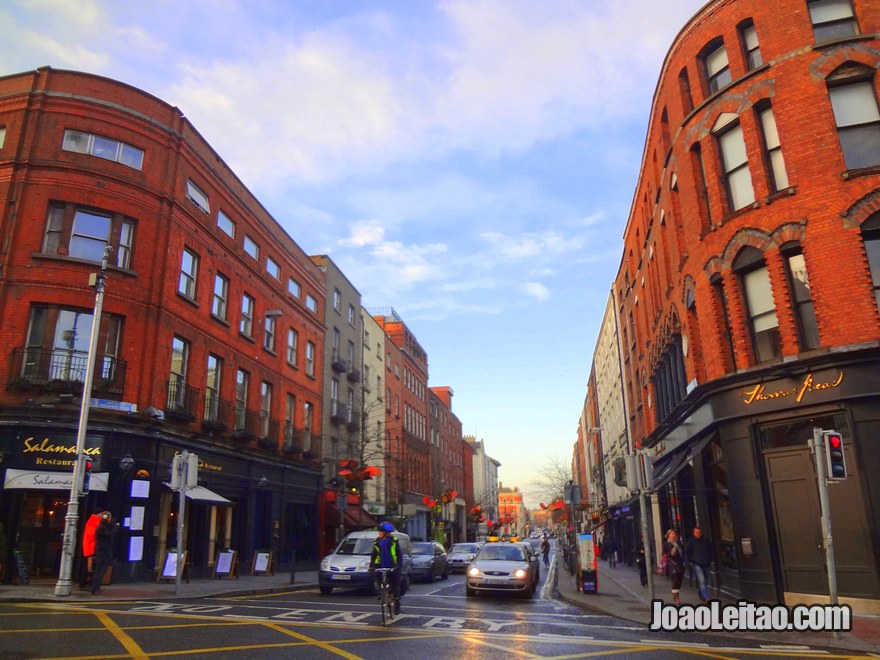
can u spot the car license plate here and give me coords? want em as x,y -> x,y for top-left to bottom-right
332,574 -> 351,580
485,578 -> 507,585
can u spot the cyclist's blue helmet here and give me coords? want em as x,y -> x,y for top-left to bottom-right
379,521 -> 394,532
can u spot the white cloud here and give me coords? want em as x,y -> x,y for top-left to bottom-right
523,282 -> 550,301
339,221 -> 386,248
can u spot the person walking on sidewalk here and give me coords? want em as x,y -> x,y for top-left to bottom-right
604,537 -> 619,568
686,527 -> 713,602
636,547 -> 648,586
91,512 -> 118,594
663,529 -> 686,604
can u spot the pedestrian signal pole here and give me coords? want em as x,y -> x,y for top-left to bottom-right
171,450 -> 198,594
811,427 -> 841,639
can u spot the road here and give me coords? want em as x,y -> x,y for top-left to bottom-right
0,569 -> 868,658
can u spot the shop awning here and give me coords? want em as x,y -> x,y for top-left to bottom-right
163,483 -> 231,504
344,505 -> 377,530
648,434 -> 713,492
4,469 -> 108,491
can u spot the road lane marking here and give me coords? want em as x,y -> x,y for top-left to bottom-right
94,610 -> 149,660
260,620 -> 363,659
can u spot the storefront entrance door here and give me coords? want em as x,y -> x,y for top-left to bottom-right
17,492 -> 68,578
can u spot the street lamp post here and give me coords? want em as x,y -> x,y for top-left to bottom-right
55,247 -> 111,597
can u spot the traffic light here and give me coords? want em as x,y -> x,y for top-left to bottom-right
81,457 -> 93,495
822,430 -> 847,480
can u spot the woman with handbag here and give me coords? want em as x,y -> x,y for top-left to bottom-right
663,529 -> 686,604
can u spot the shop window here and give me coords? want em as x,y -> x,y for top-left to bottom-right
703,439 -> 738,570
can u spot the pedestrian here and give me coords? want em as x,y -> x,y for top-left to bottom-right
636,547 -> 648,587
604,537 -> 619,568
685,527 -> 714,603
663,529 -> 686,604
91,511 -> 118,595
79,512 -> 101,589
540,535 -> 550,567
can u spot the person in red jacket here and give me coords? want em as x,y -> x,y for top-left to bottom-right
79,513 -> 101,589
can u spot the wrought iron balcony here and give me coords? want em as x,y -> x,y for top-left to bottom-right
330,400 -> 350,425
203,392 -> 232,431
232,405 -> 260,441
283,423 -> 303,453
258,416 -> 280,450
8,347 -> 126,396
165,379 -> 199,422
347,368 -> 361,383
331,351 -> 349,373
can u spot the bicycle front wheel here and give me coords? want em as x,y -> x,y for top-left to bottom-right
381,585 -> 394,625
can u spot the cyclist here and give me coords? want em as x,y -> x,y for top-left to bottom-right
371,521 -> 402,614
541,534 -> 551,567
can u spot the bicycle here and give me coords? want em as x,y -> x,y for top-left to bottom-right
375,568 -> 397,626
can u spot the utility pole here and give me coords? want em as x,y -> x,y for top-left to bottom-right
628,452 -> 654,602
55,247 -> 110,597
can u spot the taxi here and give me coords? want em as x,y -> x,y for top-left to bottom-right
465,536 -> 537,598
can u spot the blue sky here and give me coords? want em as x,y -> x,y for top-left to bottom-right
1,0 -> 705,505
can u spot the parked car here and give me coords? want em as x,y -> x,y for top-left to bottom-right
319,529 -> 412,595
466,540 -> 537,598
447,542 -> 481,573
410,541 -> 450,582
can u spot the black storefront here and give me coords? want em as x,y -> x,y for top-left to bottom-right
0,409 -> 323,583
645,347 -> 880,613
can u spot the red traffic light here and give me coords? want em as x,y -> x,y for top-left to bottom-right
829,435 -> 841,449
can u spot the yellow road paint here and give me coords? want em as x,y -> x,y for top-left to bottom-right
94,610 -> 149,660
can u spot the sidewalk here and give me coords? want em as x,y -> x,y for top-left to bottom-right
554,556 -> 880,654
0,569 -> 320,603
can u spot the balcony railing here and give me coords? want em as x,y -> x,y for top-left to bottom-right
347,368 -> 361,383
331,351 -> 349,373
8,347 -> 127,396
165,379 -> 199,421
232,405 -> 260,440
283,423 -> 303,453
259,416 -> 280,450
203,392 -> 232,431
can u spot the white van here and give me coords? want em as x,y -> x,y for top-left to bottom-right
319,529 -> 413,595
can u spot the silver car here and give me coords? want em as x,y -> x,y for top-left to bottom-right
466,541 -> 536,598
447,542 -> 481,573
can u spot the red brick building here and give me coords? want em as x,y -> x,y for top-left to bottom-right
428,386 -> 469,546
373,309 -> 432,538
615,0 -> 880,610
0,67 -> 326,581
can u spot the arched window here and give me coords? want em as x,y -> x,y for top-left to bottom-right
713,113 -> 755,212
861,211 -> 880,311
827,63 -> 880,170
734,247 -> 781,362
781,242 -> 820,350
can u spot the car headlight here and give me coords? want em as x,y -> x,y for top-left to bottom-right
467,566 -> 482,577
357,558 -> 371,571
320,557 -> 332,570
514,569 -> 528,579
467,554 -> 475,561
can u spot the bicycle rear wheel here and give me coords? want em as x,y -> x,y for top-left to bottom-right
381,584 -> 394,625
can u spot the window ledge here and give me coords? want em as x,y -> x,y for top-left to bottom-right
176,291 -> 199,308
239,332 -> 256,344
263,347 -> 277,357
209,314 -> 230,328
32,252 -> 137,277
765,187 -> 797,204
717,201 -> 760,226
812,33 -> 878,51
841,165 -> 880,181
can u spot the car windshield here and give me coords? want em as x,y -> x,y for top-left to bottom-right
412,542 -> 434,555
450,544 -> 478,554
334,538 -> 375,555
478,545 -> 525,561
